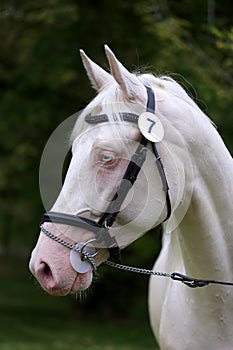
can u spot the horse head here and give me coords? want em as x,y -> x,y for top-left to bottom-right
29,46 -> 191,296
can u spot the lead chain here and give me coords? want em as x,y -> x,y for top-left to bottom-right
40,225 -> 233,288
104,259 -> 171,278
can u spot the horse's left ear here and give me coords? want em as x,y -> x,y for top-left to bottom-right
80,49 -> 114,91
104,45 -> 144,100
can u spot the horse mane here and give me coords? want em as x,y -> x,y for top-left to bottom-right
71,73 -> 208,143
138,73 -> 202,111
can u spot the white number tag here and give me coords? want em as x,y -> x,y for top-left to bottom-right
138,112 -> 164,142
70,244 -> 92,273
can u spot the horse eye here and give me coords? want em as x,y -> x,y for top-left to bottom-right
99,152 -> 118,167
101,154 -> 114,162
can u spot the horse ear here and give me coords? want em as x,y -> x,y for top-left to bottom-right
104,45 -> 143,100
80,49 -> 113,91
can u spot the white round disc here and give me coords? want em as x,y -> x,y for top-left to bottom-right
138,112 -> 164,142
70,249 -> 92,274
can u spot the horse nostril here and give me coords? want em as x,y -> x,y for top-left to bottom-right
37,261 -> 56,289
42,262 -> 52,276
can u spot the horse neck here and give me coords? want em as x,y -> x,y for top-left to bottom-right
167,118 -> 233,281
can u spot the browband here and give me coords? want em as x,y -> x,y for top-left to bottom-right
85,112 -> 139,124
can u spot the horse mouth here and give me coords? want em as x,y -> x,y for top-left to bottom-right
37,271 -> 93,296
70,270 -> 93,294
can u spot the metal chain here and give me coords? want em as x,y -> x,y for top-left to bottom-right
40,224 -> 233,288
104,260 -> 233,289
40,224 -> 170,278
40,224 -> 76,249
104,259 -> 172,278
40,224 -> 97,270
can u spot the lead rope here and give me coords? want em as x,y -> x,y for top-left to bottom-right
104,259 -> 233,288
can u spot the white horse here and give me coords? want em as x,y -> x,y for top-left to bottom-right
29,46 -> 233,349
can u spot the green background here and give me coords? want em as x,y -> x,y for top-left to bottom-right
0,1 -> 232,348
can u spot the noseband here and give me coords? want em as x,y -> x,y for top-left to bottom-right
41,86 -> 171,265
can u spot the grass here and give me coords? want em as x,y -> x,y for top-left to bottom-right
0,255 -> 158,350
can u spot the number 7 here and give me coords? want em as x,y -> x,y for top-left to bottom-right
147,118 -> 156,134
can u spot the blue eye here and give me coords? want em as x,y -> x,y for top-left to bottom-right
101,154 -> 114,162
99,152 -> 118,167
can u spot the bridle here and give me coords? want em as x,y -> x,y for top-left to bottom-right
42,85 -> 171,261
40,85 -> 233,289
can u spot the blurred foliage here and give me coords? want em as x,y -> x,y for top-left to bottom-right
0,0 -> 232,306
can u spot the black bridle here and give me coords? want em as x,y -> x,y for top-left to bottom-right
42,85 -> 171,263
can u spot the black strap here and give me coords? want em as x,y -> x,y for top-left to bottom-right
152,143 -> 171,221
97,136 -> 148,263
145,85 -> 155,112
43,212 -> 119,250
171,272 -> 233,288
98,85 -> 156,259
98,137 -> 148,227
43,212 -> 101,232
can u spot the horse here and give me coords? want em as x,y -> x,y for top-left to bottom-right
29,45 -> 233,349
